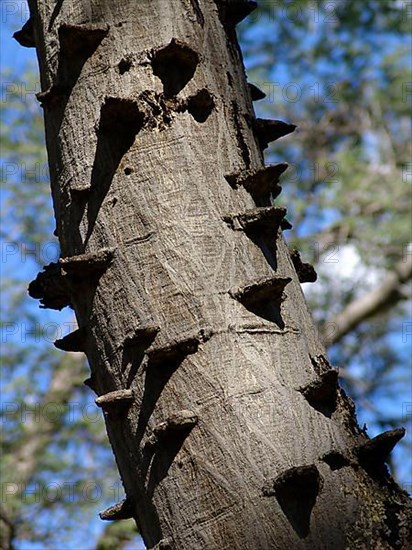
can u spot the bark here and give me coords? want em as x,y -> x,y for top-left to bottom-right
23,1 -> 411,548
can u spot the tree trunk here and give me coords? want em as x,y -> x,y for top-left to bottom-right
24,1 -> 411,548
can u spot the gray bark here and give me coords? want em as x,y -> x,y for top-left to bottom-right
24,1 -> 411,548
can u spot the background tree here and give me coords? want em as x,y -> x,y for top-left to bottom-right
1,0 -> 410,548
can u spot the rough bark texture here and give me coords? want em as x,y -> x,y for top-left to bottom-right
25,1 -> 411,548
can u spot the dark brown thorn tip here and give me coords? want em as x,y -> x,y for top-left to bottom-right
356,428 -> 406,477
54,327 -> 87,352
225,164 -> 288,200
290,249 -> 317,283
13,18 -> 35,48
248,82 -> 266,101
254,118 -> 297,150
230,276 -> 291,307
99,498 -> 134,521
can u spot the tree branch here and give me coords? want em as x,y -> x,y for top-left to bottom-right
323,254 -> 412,345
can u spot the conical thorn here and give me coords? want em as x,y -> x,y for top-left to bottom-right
225,164 -> 288,200
280,218 -> 293,231
54,327 -> 87,352
356,428 -> 405,476
248,82 -> 266,101
99,498 -> 134,521
13,18 -> 35,48
224,207 -> 287,236
59,248 -> 115,278
254,118 -> 296,150
96,389 -> 134,415
230,275 -> 291,307
290,249 -> 317,283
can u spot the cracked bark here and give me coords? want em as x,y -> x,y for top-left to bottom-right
24,1 -> 411,548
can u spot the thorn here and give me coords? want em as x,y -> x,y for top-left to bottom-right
151,39 -> 199,96
146,329 -> 212,366
253,118 -> 296,150
224,207 -> 287,236
54,327 -> 87,352
220,1 -> 258,26
96,389 -> 135,416
84,377 -> 98,393
299,369 -> 339,416
230,275 -> 291,307
36,85 -> 68,108
321,450 -> 350,471
225,164 -> 288,199
153,410 -> 198,438
59,248 -> 115,278
28,263 -> 71,310
248,82 -> 266,101
280,218 -> 293,231
356,428 -> 406,477
99,498 -> 134,521
58,23 -> 109,58
13,17 -> 35,48
290,249 -> 317,283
